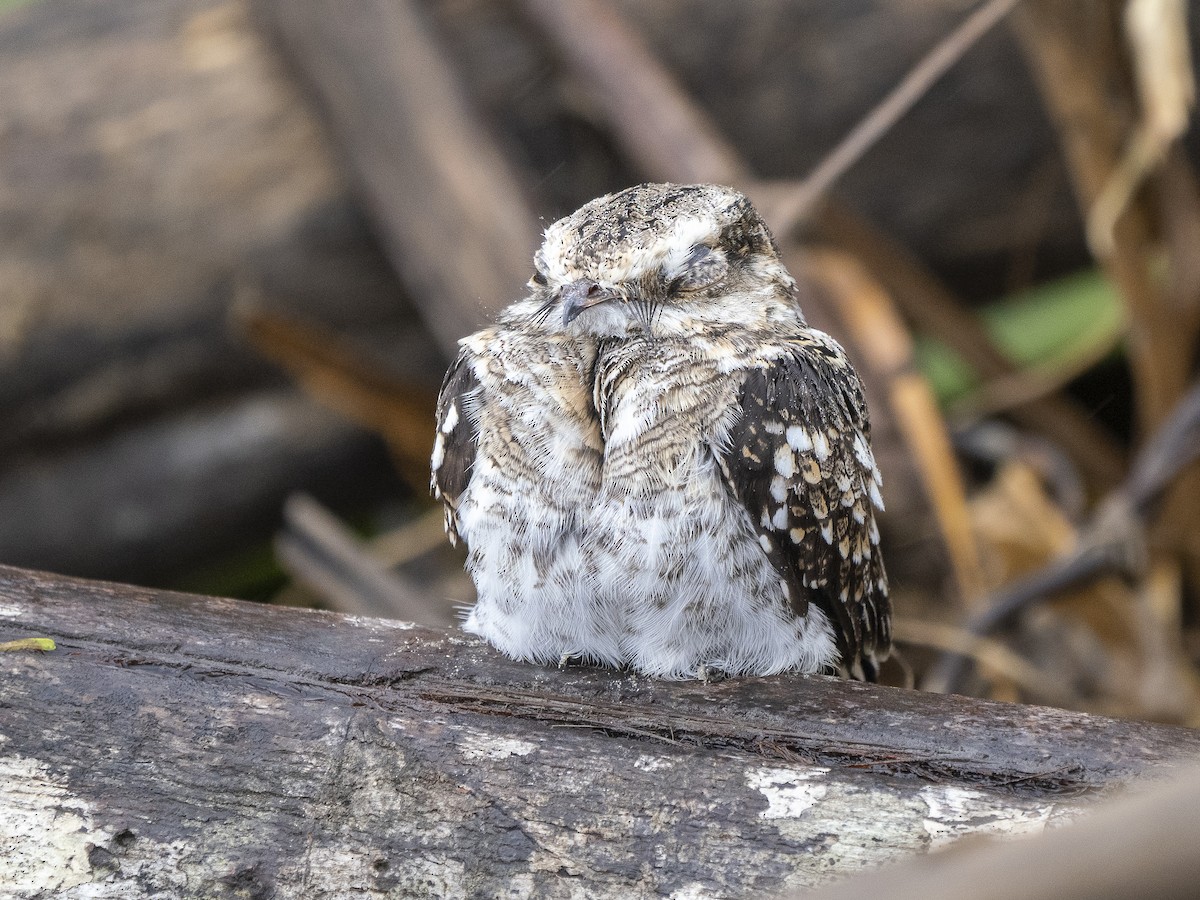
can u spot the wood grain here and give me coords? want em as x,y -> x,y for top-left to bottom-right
3,564 -> 1199,897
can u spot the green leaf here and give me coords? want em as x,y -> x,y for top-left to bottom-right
915,270 -> 1124,405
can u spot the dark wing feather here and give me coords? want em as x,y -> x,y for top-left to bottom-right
430,351 -> 481,547
715,336 -> 891,680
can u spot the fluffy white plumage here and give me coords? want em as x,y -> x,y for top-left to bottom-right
432,183 -> 889,680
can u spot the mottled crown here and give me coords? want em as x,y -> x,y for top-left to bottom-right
536,183 -> 780,286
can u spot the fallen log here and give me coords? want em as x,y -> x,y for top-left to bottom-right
2,565 -> 1199,897
0,0 -> 420,445
0,0 -> 433,584
0,391 -> 393,585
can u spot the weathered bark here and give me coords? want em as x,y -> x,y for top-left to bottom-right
3,565 -> 1199,898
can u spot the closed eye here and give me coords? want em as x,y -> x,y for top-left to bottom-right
672,245 -> 728,292
531,270 -> 548,286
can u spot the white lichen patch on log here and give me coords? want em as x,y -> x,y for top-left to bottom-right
919,785 -> 1060,850
634,753 -> 673,772
745,765 -> 830,818
457,729 -> 538,761
0,752 -> 111,895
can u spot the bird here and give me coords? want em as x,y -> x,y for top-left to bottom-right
431,182 -> 890,681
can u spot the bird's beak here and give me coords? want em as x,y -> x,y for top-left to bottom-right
561,279 -> 616,326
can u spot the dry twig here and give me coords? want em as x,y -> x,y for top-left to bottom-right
809,200 -> 1126,489
1015,0 -> 1200,615
769,0 -> 1025,234
276,493 -> 454,624
238,306 -> 437,488
927,379 -> 1200,692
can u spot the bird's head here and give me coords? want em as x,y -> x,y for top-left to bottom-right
521,183 -> 799,338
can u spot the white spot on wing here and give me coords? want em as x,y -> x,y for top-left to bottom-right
441,401 -> 460,433
811,431 -> 830,461
852,433 -> 875,469
431,432 -> 446,471
869,480 -> 884,510
769,475 -> 788,502
774,446 -> 795,478
785,426 -> 812,452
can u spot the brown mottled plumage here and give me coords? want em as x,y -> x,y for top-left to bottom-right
432,183 -> 890,680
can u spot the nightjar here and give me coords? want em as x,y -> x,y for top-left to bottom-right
432,183 -> 890,680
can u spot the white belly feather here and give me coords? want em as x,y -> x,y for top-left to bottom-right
457,361 -> 837,678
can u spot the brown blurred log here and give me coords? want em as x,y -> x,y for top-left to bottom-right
0,0 -> 431,446
0,0 -> 436,582
0,391 -> 393,583
4,564 -> 1200,897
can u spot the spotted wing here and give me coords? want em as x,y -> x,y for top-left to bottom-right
715,335 -> 891,680
430,351 -> 481,547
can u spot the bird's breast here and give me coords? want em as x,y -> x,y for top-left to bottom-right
593,341 -> 745,492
